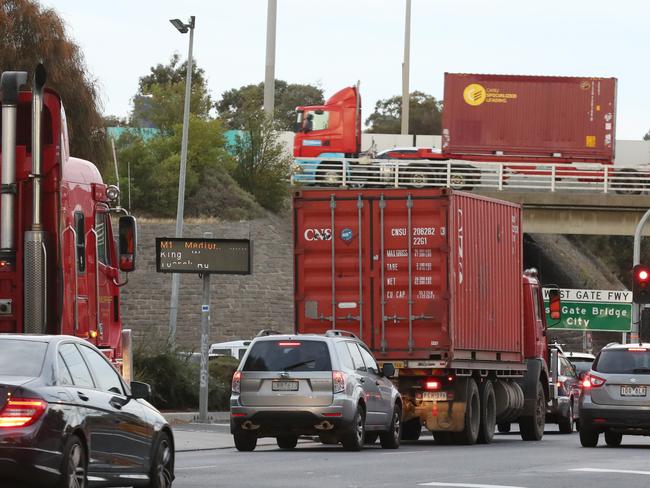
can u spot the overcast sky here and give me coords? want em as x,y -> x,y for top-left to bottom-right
43,0 -> 648,139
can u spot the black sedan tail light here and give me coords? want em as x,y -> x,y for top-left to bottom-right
0,398 -> 47,428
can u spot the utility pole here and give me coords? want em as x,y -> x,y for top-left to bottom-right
264,0 -> 277,117
401,0 -> 411,136
631,208 -> 650,343
168,15 -> 196,348
198,231 -> 212,423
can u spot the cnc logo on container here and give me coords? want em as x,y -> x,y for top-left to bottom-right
304,228 -> 332,241
463,83 -> 518,106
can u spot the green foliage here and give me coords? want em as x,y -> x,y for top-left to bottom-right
230,109 -> 292,213
134,346 -> 238,411
217,80 -> 324,131
0,0 -> 106,166
365,91 -> 443,135
131,54 -> 212,131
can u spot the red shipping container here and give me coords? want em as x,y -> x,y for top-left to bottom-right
294,189 -> 523,363
442,73 -> 617,162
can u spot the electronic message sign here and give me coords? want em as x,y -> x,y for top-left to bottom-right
156,238 -> 251,274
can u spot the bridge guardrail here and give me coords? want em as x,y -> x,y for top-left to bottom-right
290,157 -> 650,195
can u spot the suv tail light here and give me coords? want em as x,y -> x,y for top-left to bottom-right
0,398 -> 47,428
582,374 -> 606,389
232,371 -> 241,394
332,371 -> 346,393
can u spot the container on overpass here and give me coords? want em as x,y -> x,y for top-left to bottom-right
442,73 -> 617,162
294,188 -> 561,444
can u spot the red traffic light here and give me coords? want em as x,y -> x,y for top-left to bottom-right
638,269 -> 650,282
633,264 -> 650,304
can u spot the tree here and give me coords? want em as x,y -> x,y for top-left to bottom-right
230,108 -> 292,213
131,54 -> 212,131
365,91 -> 443,135
217,81 -> 324,131
0,0 -> 106,164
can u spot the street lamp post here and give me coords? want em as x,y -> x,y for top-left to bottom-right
168,15 -> 195,349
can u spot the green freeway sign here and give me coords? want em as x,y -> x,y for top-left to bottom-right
542,288 -> 632,332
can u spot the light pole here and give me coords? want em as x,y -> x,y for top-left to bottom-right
401,0 -> 411,136
264,0 -> 277,117
168,15 -> 195,349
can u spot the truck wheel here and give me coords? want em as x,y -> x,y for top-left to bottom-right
558,402 -> 574,434
497,423 -> 511,433
318,162 -> 343,186
400,167 -> 432,188
579,425 -> 599,447
449,165 -> 480,191
453,378 -> 480,445
400,418 -> 422,441
613,168 -> 642,195
605,431 -> 622,447
341,405 -> 365,451
477,380 -> 496,444
519,381 -> 545,441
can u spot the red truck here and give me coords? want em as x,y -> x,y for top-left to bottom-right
0,66 -> 137,373
293,188 -> 561,444
292,74 -> 642,192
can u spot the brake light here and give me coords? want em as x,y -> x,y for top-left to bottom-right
232,371 -> 241,394
0,398 -> 47,428
628,348 -> 647,352
278,342 -> 301,347
332,371 -> 346,393
425,379 -> 441,391
582,374 -> 606,389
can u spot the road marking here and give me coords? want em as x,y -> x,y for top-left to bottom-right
419,483 -> 527,488
176,465 -> 219,471
570,468 -> 650,476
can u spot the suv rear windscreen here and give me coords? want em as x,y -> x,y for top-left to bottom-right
0,340 -> 47,377
243,340 -> 332,372
593,349 -> 650,374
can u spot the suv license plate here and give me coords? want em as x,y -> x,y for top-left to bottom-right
422,392 -> 447,401
272,380 -> 299,391
621,385 -> 647,397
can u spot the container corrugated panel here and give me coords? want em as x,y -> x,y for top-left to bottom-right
442,73 -> 617,161
293,189 -> 523,363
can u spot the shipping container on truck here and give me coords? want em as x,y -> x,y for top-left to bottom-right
294,188 -> 555,444
442,73 -> 617,162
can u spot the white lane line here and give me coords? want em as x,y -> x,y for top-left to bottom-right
418,483 -> 527,488
570,468 -> 650,476
176,465 -> 219,471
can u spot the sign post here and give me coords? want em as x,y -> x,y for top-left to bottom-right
156,236 -> 252,422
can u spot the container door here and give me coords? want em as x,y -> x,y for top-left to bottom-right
295,194 -> 373,342
371,194 -> 450,359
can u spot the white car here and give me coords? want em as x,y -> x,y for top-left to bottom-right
209,340 -> 251,360
565,351 -> 596,377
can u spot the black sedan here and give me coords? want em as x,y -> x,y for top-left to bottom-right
0,335 -> 174,488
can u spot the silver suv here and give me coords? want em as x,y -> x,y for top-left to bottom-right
230,330 -> 402,452
579,343 -> 650,447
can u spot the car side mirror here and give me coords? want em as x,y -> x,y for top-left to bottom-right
131,381 -> 151,400
119,215 -> 137,272
382,363 -> 396,378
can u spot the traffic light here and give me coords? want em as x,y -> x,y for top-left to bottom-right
633,264 -> 650,304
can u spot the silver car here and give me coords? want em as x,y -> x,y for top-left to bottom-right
579,343 -> 650,447
229,330 -> 402,452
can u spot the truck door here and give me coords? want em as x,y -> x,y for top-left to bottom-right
94,208 -> 119,350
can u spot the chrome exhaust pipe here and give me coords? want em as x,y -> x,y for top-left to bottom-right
314,421 -> 334,430
0,71 -> 27,256
24,65 -> 48,333
241,420 -> 260,430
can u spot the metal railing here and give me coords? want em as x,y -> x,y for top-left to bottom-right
290,157 -> 650,195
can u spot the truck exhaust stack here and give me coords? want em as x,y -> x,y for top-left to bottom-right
24,64 -> 48,333
0,71 -> 28,258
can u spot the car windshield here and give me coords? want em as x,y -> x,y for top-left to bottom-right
0,339 -> 47,377
569,359 -> 593,375
243,340 -> 331,372
593,349 -> 650,374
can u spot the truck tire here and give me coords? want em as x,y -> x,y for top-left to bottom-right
497,423 -> 511,433
477,380 -> 496,444
558,401 -> 574,434
519,381 -> 545,441
453,378 -> 480,445
318,161 -> 343,186
579,425 -> 599,447
400,418 -> 422,441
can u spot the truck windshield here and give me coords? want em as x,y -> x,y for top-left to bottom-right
302,110 -> 329,131
593,349 -> 650,374
0,339 -> 47,377
243,340 -> 331,372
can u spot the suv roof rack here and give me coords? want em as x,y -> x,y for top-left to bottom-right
325,329 -> 358,339
256,329 -> 283,337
